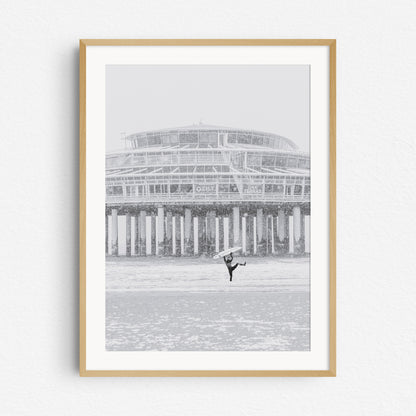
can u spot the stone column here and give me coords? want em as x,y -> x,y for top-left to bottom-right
111,208 -> 118,256
175,214 -> 181,256
184,208 -> 192,255
117,215 -> 126,256
166,211 -> 173,256
134,215 -> 139,255
206,211 -> 216,255
223,217 -> 229,251
151,214 -> 156,255
193,217 -> 199,255
139,210 -> 146,256
171,214 -> 176,255
203,215 -> 209,255
293,206 -> 302,254
242,214 -> 247,255
288,214 -> 294,254
131,215 -> 136,255
256,208 -> 265,255
253,215 -> 257,255
215,217 -> 220,253
218,216 -> 224,252
270,215 -> 275,254
126,213 -> 131,257
199,215 -> 207,255
274,215 -> 279,254
157,206 -> 164,256
246,213 -> 252,255
265,215 -> 271,254
232,206 -> 240,247
180,215 -> 185,255
278,208 -> 287,254
145,215 -> 152,255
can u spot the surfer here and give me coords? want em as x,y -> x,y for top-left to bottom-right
223,253 -> 246,282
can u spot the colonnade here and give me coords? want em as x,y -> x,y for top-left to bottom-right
105,206 -> 310,257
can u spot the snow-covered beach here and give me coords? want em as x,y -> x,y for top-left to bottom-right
106,257 -> 310,351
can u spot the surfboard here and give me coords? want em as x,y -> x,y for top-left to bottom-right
213,246 -> 242,259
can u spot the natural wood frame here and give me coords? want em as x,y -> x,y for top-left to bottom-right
79,39 -> 336,377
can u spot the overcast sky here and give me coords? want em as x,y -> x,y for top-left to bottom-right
106,65 -> 310,152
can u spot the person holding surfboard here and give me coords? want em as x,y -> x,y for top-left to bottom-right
213,246 -> 246,282
223,253 -> 246,282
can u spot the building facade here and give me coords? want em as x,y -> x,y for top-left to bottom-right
106,124 -> 310,256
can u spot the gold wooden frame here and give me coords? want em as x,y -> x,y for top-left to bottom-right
79,39 -> 336,377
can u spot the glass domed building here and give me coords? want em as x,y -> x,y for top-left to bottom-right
106,124 -> 310,257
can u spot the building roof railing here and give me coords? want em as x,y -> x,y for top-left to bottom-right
121,124 -> 300,151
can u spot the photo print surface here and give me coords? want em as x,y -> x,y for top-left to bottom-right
105,65 -> 310,351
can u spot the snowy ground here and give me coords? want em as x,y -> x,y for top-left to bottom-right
106,256 -> 310,351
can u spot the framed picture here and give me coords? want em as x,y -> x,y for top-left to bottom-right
80,39 -> 336,376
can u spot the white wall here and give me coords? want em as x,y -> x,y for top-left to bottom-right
1,1 -> 416,414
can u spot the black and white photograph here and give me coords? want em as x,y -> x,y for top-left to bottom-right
105,64 -> 311,352
6,0 -> 416,412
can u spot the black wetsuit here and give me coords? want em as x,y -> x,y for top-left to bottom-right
224,254 -> 239,281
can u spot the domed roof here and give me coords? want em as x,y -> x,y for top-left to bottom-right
125,123 -> 298,151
